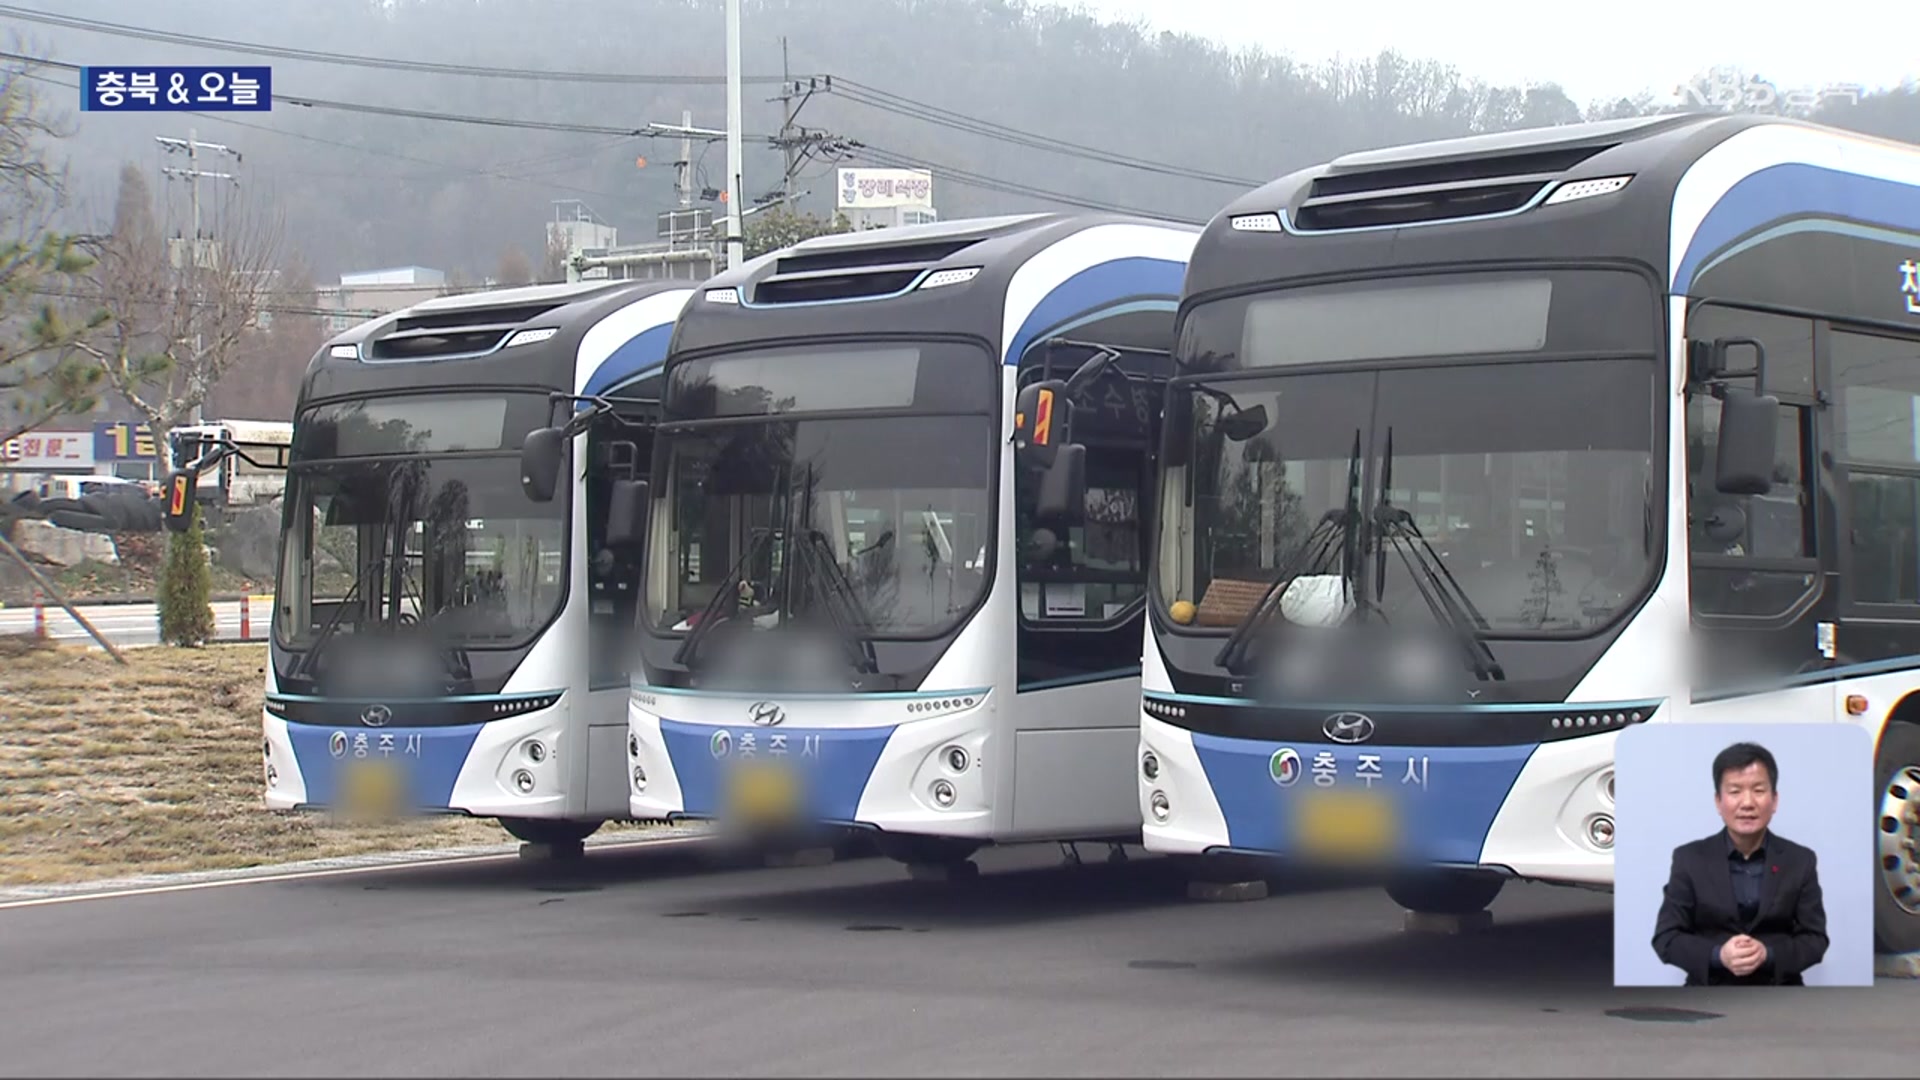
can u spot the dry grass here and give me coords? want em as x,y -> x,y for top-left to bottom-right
0,639 -> 644,886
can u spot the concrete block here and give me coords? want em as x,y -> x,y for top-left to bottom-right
1187,879 -> 1268,902
1403,909 -> 1494,936
517,840 -> 585,861
907,859 -> 979,882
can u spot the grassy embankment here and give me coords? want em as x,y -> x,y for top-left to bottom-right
0,639 -> 648,887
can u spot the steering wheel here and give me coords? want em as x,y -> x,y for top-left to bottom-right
397,611 -> 420,626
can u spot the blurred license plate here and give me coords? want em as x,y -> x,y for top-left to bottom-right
1291,788 -> 1397,861
339,758 -> 406,818
725,761 -> 801,825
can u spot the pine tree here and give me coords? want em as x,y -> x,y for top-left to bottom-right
157,502 -> 216,647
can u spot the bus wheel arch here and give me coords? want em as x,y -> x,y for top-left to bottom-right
1871,713 -> 1920,955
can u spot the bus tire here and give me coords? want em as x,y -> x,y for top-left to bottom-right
1384,869 -> 1505,915
498,817 -> 602,846
1873,721 -> 1920,955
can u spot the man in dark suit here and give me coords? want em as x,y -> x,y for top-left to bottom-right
1650,741 -> 1829,986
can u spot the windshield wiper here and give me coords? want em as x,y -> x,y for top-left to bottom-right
291,571 -> 363,680
674,528 -> 775,668
1369,426 -> 1505,682
1214,429 -> 1366,674
798,529 -> 880,674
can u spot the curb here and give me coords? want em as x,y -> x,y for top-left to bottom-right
0,823 -> 713,904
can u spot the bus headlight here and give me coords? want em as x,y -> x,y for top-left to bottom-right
1141,752 -> 1160,781
523,739 -> 547,764
931,779 -> 957,807
944,746 -> 969,773
512,769 -> 536,794
628,733 -> 640,758
632,765 -> 648,792
1150,791 -> 1171,822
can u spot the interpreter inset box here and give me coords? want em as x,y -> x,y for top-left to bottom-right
1612,722 -> 1874,987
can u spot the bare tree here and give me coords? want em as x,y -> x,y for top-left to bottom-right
494,244 -> 533,287
541,230 -> 571,283
71,167 -> 287,447
0,48 -> 109,446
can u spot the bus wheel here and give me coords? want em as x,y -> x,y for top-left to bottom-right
1874,722 -> 1920,955
1384,869 -> 1505,915
499,817 -> 602,846
873,833 -> 980,866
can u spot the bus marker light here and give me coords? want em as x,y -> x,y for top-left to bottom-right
1587,814 -> 1615,849
1229,213 -> 1282,232
1543,175 -> 1632,205
1847,695 -> 1869,716
328,344 -> 357,359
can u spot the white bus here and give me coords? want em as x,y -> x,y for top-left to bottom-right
622,214 -> 1196,871
199,280 -> 696,849
1137,112 -> 1920,955
169,418 -> 293,508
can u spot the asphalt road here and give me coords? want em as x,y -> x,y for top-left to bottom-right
2,841 -> 1914,1077
0,596 -> 266,648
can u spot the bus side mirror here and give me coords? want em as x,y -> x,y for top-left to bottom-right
1013,379 -> 1071,470
1035,443 -> 1086,526
607,479 -> 650,546
162,471 -> 198,532
1163,392 -> 1193,468
1220,403 -> 1269,443
520,428 -> 566,502
1715,386 -> 1779,496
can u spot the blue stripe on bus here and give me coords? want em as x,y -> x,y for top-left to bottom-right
1189,731 -> 1536,865
1003,256 -> 1187,367
580,322 -> 674,399
658,718 -> 894,823
1673,163 -> 1920,293
284,723 -> 482,810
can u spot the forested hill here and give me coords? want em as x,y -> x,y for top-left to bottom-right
16,0 -> 1920,280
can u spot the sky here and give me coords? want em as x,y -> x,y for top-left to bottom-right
1079,0 -> 1915,109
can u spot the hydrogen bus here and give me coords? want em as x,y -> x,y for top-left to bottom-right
1135,112 -> 1920,954
180,279 -> 695,849
604,213 -> 1196,871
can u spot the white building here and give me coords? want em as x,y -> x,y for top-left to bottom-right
315,266 -> 449,333
837,167 -> 939,232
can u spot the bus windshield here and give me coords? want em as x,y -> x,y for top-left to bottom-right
644,340 -> 998,649
274,392 -> 567,664
1156,357 -> 1659,641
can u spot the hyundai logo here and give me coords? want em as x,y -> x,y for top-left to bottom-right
748,701 -> 785,727
361,704 -> 392,728
1322,711 -> 1376,744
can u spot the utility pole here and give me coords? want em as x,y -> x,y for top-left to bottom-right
677,108 -> 694,208
156,130 -> 239,426
724,0 -> 745,270
779,39 -> 796,205
768,58 -> 852,215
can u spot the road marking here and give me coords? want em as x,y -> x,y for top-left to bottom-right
0,833 -> 710,911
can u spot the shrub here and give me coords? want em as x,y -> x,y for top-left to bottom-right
157,503 -> 215,646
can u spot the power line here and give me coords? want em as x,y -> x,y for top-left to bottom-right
0,4 -> 808,85
1,7 -> 1257,190
830,78 -> 1262,188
